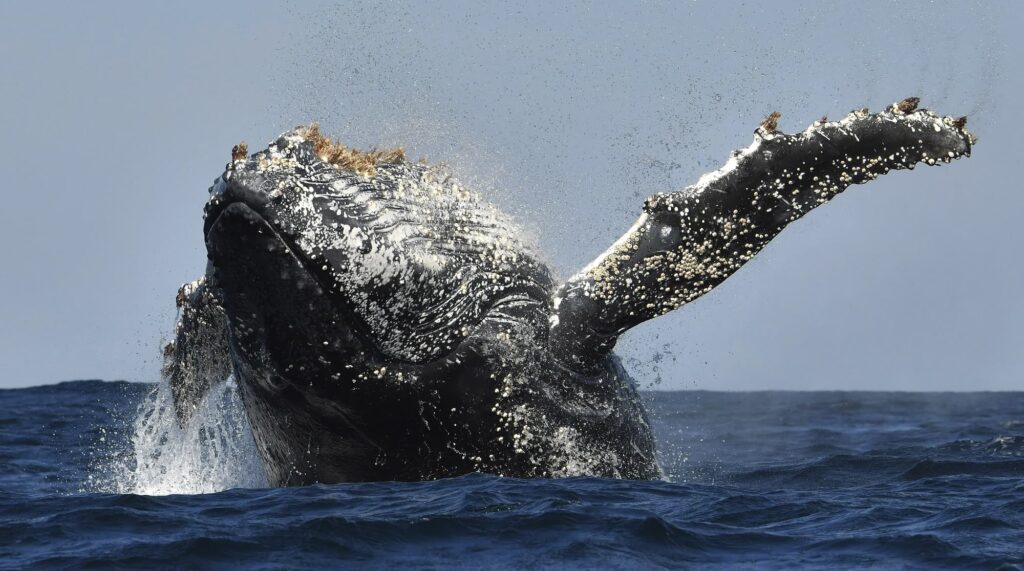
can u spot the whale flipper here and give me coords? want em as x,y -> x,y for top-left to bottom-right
163,274 -> 232,423
550,99 -> 975,369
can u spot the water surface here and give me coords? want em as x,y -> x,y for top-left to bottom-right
1,382 -> 1021,569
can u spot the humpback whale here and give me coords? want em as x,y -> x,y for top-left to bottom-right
165,99 -> 974,485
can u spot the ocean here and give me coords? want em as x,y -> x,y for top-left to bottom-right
1,381 -> 1021,569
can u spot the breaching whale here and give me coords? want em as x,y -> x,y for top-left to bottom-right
165,99 -> 974,485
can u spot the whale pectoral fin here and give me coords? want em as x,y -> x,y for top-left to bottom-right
164,275 -> 233,424
550,99 -> 975,369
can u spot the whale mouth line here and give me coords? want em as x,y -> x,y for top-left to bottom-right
207,197 -> 263,228
205,200 -> 400,367
203,186 -> 271,241
203,201 -> 323,300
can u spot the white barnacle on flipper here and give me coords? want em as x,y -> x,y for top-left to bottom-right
689,134 -> 767,196
562,123 -> 772,304
573,212 -> 650,287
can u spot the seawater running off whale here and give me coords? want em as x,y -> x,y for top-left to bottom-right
162,98 -> 974,486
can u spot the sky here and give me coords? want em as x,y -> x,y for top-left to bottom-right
0,1 -> 1021,390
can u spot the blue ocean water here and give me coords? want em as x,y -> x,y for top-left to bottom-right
0,381 -> 1022,569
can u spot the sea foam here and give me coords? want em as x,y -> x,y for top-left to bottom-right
108,377 -> 268,495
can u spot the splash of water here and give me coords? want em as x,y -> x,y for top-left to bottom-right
102,377 -> 268,495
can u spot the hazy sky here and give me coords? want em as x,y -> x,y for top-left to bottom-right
0,1 -> 1020,390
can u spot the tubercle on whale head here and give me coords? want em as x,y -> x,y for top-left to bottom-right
206,124 -> 409,243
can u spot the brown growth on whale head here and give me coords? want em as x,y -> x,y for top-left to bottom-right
759,111 -> 781,134
231,142 -> 248,162
893,97 -> 920,114
298,123 -> 406,177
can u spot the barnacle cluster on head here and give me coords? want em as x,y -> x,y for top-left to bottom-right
892,96 -> 920,114
231,142 -> 248,162
758,111 -> 782,135
294,122 -> 406,177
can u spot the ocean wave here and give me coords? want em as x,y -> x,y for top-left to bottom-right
2,383 -> 1023,569
900,459 -> 1024,481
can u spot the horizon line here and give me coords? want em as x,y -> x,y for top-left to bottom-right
1,379 -> 1020,394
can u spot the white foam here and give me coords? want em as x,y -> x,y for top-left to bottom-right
110,377 -> 268,495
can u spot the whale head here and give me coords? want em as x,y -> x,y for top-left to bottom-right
204,127 -> 553,378
203,136 -> 373,392
199,128 -> 569,482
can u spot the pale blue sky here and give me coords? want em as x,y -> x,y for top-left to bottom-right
0,1 -> 1020,390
